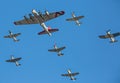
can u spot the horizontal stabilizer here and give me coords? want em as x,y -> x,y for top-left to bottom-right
71,78 -> 76,80
16,64 -> 21,66
58,53 -> 64,56
110,40 -> 118,43
14,39 -> 20,42
38,28 -> 59,35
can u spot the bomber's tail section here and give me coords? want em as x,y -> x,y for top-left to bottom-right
38,27 -> 59,36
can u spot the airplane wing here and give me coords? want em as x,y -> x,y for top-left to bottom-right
48,46 -> 65,52
6,57 -> 21,62
61,74 -> 70,76
14,16 -> 39,25
4,33 -> 21,38
14,57 -> 22,61
56,46 -> 66,51
4,35 -> 11,38
13,33 -> 21,37
48,49 -> 57,52
66,16 -> 84,21
6,59 -> 15,62
14,11 -> 65,25
71,72 -> 79,76
99,35 -> 110,39
61,72 -> 79,76
112,32 -> 120,37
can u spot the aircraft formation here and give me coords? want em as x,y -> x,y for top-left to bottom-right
3,9 -> 120,81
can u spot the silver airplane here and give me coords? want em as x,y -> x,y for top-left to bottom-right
99,29 -> 120,43
48,44 -> 66,56
66,12 -> 84,26
61,69 -> 79,80
4,30 -> 21,42
14,9 -> 65,36
6,55 -> 22,66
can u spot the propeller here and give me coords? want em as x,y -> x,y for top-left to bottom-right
54,43 -> 57,48
11,55 -> 14,59
72,11 -> 76,17
23,14 -> 28,19
8,30 -> 11,33
106,29 -> 111,33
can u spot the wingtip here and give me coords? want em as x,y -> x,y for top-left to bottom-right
14,22 -> 17,25
61,11 -> 65,15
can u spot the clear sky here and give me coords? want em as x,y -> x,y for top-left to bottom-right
0,0 -> 120,83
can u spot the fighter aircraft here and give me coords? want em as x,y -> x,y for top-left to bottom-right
99,29 -> 120,43
14,9 -> 65,36
6,55 -> 22,66
61,69 -> 79,80
66,12 -> 84,26
4,30 -> 21,42
48,44 -> 66,56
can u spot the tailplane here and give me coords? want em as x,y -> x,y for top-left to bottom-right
58,53 -> 64,56
71,78 -> 76,80
110,40 -> 118,43
14,39 -> 20,42
38,27 -> 58,36
16,64 -> 21,66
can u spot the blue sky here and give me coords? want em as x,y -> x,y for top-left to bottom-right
0,0 -> 120,83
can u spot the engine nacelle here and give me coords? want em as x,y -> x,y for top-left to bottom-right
38,11 -> 44,20
29,14 -> 34,21
24,16 -> 28,20
45,10 -> 49,16
24,16 -> 30,23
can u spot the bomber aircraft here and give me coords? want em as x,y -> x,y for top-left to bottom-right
99,29 -> 120,43
48,44 -> 66,56
4,30 -> 21,42
66,12 -> 84,26
61,69 -> 79,80
14,9 -> 65,36
6,55 -> 22,66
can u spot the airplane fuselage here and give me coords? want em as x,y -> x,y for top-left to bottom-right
32,9 -> 51,36
54,45 -> 63,56
107,32 -> 116,43
9,32 -> 18,42
72,13 -> 80,26
67,69 -> 76,80
10,56 -> 21,66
